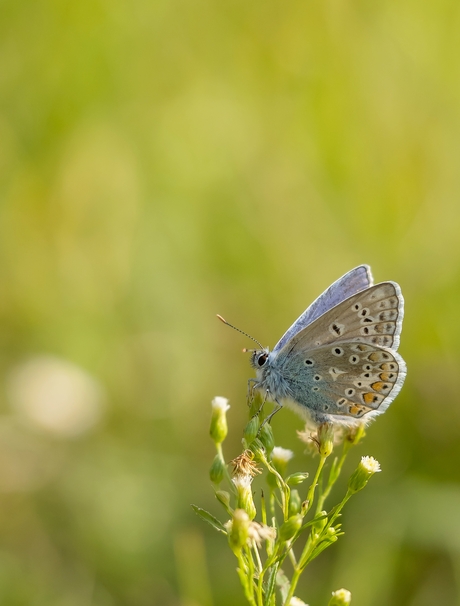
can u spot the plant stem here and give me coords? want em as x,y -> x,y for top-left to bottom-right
216,443 -> 236,493
316,442 -> 351,514
304,454 -> 327,514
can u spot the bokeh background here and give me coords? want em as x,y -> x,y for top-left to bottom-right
1,0 -> 460,604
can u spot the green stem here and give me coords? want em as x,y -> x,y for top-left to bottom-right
264,459 -> 291,521
282,454 -> 330,604
325,490 -> 352,532
304,454 -> 327,514
216,443 -> 236,493
283,566 -> 301,606
316,442 -> 351,514
236,550 -> 257,606
257,568 -> 265,606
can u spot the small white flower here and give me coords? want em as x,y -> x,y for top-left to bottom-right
360,456 -> 381,473
232,473 -> 253,490
290,598 -> 309,606
348,455 -> 381,493
212,396 -> 230,412
272,446 -> 294,464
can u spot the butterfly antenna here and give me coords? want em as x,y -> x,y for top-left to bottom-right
216,315 -> 265,350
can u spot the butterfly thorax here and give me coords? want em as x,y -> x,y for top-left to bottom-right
251,349 -> 293,401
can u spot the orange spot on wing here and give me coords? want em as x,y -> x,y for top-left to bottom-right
379,372 -> 393,382
348,404 -> 366,416
363,392 -> 376,405
371,381 -> 385,392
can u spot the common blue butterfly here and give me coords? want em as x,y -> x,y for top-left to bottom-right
219,265 -> 406,426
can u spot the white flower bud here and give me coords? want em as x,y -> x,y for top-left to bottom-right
210,397 -> 230,444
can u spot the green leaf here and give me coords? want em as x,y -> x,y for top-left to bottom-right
264,563 -> 279,604
191,505 -> 227,533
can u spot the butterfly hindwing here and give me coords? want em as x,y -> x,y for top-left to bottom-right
280,341 -> 406,421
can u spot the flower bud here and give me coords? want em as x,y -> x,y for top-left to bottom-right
210,397 -> 230,444
258,423 -> 275,456
287,472 -> 309,486
243,416 -> 260,446
209,454 -> 226,484
326,526 -> 338,543
249,438 -> 266,461
215,490 -> 231,509
289,598 -> 308,606
346,423 -> 366,446
328,588 -> 351,605
279,514 -> 302,542
228,509 -> 250,551
317,422 -> 334,457
311,511 -> 327,535
233,474 -> 256,520
348,456 -> 381,494
288,489 -> 302,516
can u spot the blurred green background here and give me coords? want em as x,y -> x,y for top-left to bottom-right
0,0 -> 460,604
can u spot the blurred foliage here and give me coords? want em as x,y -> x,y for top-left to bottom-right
0,0 -> 460,604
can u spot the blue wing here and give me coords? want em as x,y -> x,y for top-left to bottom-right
273,265 -> 373,353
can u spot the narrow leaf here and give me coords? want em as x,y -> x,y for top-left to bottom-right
191,505 -> 227,533
264,563 -> 279,604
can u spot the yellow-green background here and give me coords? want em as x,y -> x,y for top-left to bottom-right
1,0 -> 459,604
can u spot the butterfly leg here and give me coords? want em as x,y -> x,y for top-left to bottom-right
248,386 -> 270,420
260,398 -> 283,426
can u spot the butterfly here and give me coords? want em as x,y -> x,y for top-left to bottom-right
219,265 -> 406,426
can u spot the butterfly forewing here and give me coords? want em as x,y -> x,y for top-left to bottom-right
273,265 -> 374,353
279,282 -> 404,355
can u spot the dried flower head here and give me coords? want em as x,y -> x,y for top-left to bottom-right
231,450 -> 262,478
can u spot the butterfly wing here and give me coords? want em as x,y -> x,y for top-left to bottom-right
278,281 -> 404,353
273,265 -> 373,353
279,341 -> 406,422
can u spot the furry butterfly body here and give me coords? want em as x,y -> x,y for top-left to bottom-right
249,265 -> 406,426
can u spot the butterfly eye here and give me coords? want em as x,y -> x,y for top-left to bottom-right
257,354 -> 268,367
